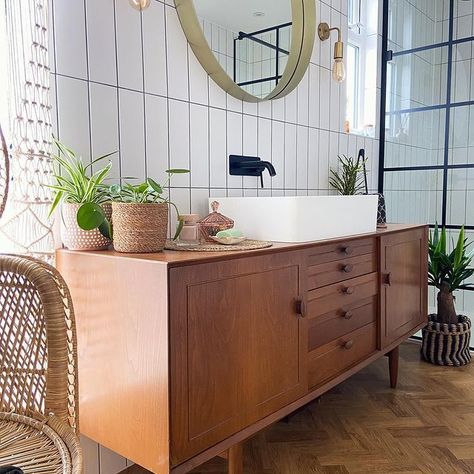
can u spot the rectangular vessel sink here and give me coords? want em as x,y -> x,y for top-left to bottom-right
211,195 -> 379,243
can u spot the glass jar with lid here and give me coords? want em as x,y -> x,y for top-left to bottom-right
199,201 -> 234,242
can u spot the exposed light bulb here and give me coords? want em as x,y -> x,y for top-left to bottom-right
332,58 -> 346,82
129,0 -> 151,11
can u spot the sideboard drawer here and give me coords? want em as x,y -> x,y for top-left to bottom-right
307,273 -> 378,317
308,322 -> 377,389
307,252 -> 376,290
306,238 -> 375,267
307,296 -> 376,351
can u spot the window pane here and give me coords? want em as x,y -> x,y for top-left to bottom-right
386,47 -> 448,111
384,109 -> 446,168
449,104 -> 474,164
388,0 -> 449,53
451,41 -> 474,104
384,170 -> 443,224
446,168 -> 474,226
454,0 -> 474,40
346,43 -> 359,131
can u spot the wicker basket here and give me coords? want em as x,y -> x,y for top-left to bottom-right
112,202 -> 169,253
61,202 -> 112,251
421,314 -> 471,366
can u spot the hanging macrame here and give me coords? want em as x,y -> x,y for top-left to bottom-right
0,0 -> 54,261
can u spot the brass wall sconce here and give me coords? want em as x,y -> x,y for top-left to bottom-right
129,0 -> 151,11
318,22 -> 345,82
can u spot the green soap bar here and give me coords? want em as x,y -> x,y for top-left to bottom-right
216,229 -> 243,238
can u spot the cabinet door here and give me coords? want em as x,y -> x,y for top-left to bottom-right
169,252 -> 307,464
380,227 -> 428,347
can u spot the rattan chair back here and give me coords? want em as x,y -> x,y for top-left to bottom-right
0,254 -> 79,431
0,125 -> 9,220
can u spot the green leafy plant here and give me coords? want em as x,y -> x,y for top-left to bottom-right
48,138 -> 115,217
329,155 -> 367,195
77,169 -> 189,240
428,224 -> 474,324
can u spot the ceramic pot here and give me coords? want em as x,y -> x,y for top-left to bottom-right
421,314 -> 471,366
60,202 -> 112,251
112,202 -> 168,253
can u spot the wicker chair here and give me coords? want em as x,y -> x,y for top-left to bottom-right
0,255 -> 83,473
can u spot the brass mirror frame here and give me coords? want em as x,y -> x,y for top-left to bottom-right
175,0 -> 316,102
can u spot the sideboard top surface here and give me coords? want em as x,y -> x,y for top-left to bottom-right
56,224 -> 426,268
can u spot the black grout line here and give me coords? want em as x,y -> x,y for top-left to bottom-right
112,0 -> 122,179
83,0 -> 93,165
140,9 -> 147,179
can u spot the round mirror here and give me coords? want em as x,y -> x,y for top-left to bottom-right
175,0 -> 315,102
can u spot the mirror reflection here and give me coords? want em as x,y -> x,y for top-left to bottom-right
193,0 -> 292,98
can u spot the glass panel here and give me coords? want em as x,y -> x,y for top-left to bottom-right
386,47 -> 448,111
383,170 -> 443,224
445,168 -> 474,226
384,108 -> 446,168
451,41 -> 474,104
388,0 -> 449,53
454,0 -> 474,40
448,104 -> 474,164
346,43 -> 359,131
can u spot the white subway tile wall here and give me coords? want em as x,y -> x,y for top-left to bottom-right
50,0 -> 381,471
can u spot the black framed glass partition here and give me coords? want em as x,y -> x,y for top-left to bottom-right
379,0 -> 474,318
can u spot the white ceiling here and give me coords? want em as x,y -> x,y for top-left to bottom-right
194,0 -> 291,33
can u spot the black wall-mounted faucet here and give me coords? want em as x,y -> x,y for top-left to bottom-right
229,155 -> 276,188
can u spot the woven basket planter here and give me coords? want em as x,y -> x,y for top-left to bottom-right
112,202 -> 168,253
61,202 -> 112,251
421,314 -> 471,366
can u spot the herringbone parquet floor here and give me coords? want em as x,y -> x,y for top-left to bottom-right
191,342 -> 474,474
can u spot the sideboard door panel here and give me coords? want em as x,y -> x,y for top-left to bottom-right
380,228 -> 428,347
169,253 -> 306,465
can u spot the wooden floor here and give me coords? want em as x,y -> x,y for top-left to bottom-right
190,342 -> 474,474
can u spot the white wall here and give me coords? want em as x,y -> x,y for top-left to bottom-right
49,0 -> 381,471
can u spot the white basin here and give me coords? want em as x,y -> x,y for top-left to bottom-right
211,195 -> 379,243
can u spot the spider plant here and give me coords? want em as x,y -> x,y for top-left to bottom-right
48,138 -> 115,217
329,154 -> 367,195
428,225 -> 474,324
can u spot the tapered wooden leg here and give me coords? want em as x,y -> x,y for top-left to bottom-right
227,443 -> 244,474
388,345 -> 400,389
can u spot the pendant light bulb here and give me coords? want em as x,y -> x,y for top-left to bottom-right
129,0 -> 151,11
332,58 -> 346,82
332,40 -> 345,82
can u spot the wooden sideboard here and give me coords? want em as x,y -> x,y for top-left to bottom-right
56,224 -> 428,474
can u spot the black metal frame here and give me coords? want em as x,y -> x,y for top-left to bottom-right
233,22 -> 292,88
379,0 -> 474,233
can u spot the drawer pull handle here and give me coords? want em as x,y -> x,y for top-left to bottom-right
342,340 -> 354,350
340,245 -> 353,255
342,286 -> 354,295
343,310 -> 353,320
341,263 -> 354,273
384,272 -> 392,286
295,296 -> 307,318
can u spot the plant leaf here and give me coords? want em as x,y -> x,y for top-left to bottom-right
98,219 -> 112,239
77,202 -> 106,230
166,168 -> 190,174
48,190 -> 63,217
147,177 -> 163,195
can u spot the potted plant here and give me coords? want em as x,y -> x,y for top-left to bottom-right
422,225 -> 474,366
78,170 -> 189,253
329,154 -> 367,195
49,139 -> 115,251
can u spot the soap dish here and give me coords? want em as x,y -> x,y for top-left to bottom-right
210,236 -> 247,246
